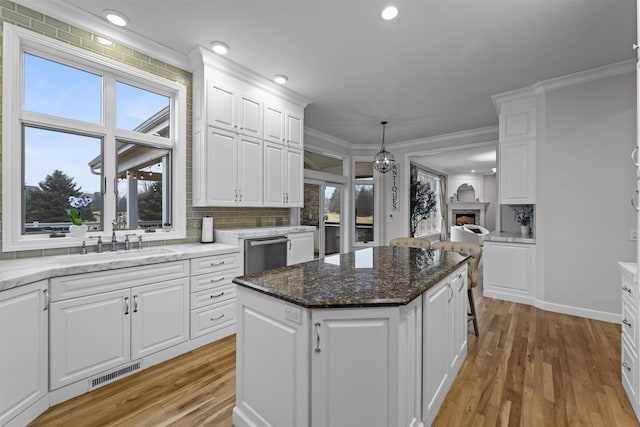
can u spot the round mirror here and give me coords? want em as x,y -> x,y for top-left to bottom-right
456,184 -> 475,202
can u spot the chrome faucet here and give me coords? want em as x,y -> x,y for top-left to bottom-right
124,235 -> 131,250
137,235 -> 143,250
89,236 -> 103,253
80,240 -> 88,255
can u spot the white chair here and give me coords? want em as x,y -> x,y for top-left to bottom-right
450,224 -> 490,246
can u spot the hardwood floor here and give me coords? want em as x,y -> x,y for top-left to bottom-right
30,292 -> 638,426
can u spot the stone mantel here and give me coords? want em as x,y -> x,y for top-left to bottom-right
447,202 -> 490,228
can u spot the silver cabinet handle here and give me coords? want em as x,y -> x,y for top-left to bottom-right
634,43 -> 639,51
124,297 -> 129,315
210,261 -> 225,266
447,283 -> 453,303
210,292 -> 225,299
210,277 -> 225,283
632,190 -> 639,212
315,322 -> 321,352
42,289 -> 49,311
457,273 -> 465,292
133,295 -> 138,313
632,147 -> 639,166
210,313 -> 225,321
239,189 -> 242,201
623,361 -> 632,371
234,189 -> 238,202
288,239 -> 292,250
623,318 -> 632,328
623,285 -> 633,295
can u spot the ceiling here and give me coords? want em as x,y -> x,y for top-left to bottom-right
412,143 -> 497,175
34,0 -> 636,148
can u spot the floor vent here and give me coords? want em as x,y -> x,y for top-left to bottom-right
89,361 -> 142,389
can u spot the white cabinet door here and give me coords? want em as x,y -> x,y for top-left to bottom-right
499,139 -> 535,204
0,281 -> 47,426
205,127 -> 238,206
50,289 -> 131,390
237,93 -> 263,138
237,134 -> 263,206
287,232 -> 314,265
207,83 -> 236,132
263,141 -> 285,206
264,103 -> 285,144
483,242 -> 534,300
286,111 -> 303,148
285,147 -> 304,207
312,308 -> 393,427
422,280 -> 451,425
131,278 -> 189,359
449,271 -> 467,372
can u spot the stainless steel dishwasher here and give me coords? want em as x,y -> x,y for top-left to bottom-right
244,236 -> 288,275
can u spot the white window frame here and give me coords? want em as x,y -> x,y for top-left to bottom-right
2,24 -> 187,252
351,156 -> 380,247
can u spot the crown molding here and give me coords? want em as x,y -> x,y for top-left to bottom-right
15,0 -> 191,70
190,46 -> 313,108
492,58 -> 635,113
304,127 -> 354,149
384,125 -> 499,150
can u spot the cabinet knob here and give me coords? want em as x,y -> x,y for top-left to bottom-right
623,285 -> 633,294
623,361 -> 632,371
623,318 -> 633,328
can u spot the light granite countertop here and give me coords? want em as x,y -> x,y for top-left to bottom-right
0,243 -> 240,292
483,231 -> 536,244
215,226 -> 315,242
234,246 -> 469,308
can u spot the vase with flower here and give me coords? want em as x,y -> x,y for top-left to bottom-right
66,195 -> 92,237
513,206 -> 533,236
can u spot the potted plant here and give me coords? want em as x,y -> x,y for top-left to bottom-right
513,206 -> 533,235
67,195 -> 92,237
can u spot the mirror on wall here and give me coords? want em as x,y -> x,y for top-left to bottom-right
456,184 -> 475,202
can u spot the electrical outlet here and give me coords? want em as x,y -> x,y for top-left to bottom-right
631,229 -> 638,241
284,305 -> 302,324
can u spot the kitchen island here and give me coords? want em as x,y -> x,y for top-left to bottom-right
232,246 -> 470,427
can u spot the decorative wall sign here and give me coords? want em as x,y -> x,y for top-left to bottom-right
391,167 -> 399,212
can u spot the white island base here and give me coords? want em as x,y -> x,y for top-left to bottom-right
233,263 -> 468,427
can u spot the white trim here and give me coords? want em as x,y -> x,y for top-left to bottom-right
376,126 -> 498,151
189,46 -> 313,108
534,299 -> 620,324
305,127 -> 354,149
14,0 -> 189,70
493,59 -> 635,112
2,24 -> 187,252
483,289 -> 621,324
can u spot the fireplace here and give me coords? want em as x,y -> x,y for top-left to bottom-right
455,213 -> 476,226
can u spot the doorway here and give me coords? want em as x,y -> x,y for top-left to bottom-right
300,181 -> 343,258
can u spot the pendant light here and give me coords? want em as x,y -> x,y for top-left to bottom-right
373,121 -> 395,173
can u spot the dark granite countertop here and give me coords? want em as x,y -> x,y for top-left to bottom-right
233,246 -> 469,308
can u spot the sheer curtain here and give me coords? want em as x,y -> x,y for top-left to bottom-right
439,176 -> 448,241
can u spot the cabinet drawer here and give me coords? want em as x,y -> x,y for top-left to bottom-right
191,284 -> 236,309
622,337 -> 638,402
50,260 -> 189,301
190,253 -> 239,276
622,276 -> 638,310
623,299 -> 638,349
190,268 -> 239,293
190,299 -> 236,339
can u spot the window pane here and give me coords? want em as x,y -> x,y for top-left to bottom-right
116,82 -> 170,137
116,142 -> 171,231
24,127 -> 103,234
324,185 -> 341,255
355,183 -> 374,242
23,53 -> 101,124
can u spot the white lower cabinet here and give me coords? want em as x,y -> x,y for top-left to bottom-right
233,264 -> 468,427
50,277 -> 189,390
286,231 -> 314,265
619,262 -> 640,420
483,241 -> 535,304
0,280 -> 48,426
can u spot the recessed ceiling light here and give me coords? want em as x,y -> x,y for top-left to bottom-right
104,9 -> 129,27
273,74 -> 288,85
471,169 -> 476,173
381,6 -> 398,20
492,167 -> 497,173
210,41 -> 230,55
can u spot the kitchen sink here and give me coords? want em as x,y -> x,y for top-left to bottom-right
55,247 -> 176,265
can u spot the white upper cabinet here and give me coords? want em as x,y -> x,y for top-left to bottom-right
492,90 -> 536,204
190,46 -> 311,208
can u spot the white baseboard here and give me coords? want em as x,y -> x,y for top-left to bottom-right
534,299 -> 620,324
483,289 -> 620,324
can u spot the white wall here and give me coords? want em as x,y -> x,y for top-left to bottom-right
483,174 -> 497,231
538,71 -> 636,317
